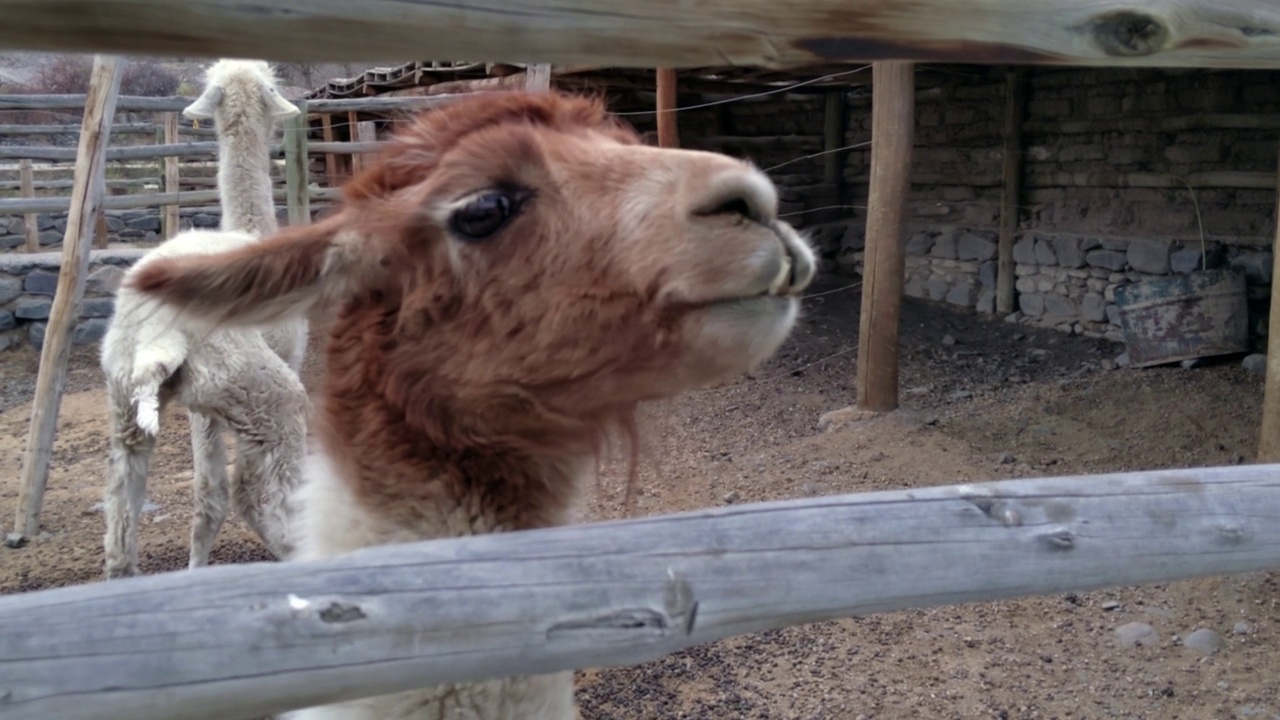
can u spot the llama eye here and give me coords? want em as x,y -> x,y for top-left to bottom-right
449,191 -> 517,241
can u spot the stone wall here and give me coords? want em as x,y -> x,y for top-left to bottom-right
0,206 -> 302,251
679,65 -> 1279,350
0,249 -> 144,351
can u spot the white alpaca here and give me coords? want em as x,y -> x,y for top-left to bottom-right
100,60 -> 310,579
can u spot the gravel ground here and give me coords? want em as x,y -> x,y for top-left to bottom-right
1,275 -> 1275,719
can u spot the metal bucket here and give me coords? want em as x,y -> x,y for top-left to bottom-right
1113,267 -> 1249,368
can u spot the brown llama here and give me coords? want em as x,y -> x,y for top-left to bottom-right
125,90 -> 815,720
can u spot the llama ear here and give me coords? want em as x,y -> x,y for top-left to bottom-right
182,85 -> 223,119
127,220 -> 357,330
263,85 -> 301,118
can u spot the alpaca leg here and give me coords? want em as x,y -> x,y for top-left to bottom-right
188,411 -> 230,569
231,438 -> 299,560
225,358 -> 308,560
103,406 -> 155,580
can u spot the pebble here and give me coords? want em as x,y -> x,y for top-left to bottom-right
942,334 -> 956,346
1180,358 -> 1204,369
4,532 -> 26,549
1233,621 -> 1253,635
1182,628 -> 1224,655
1101,600 -> 1121,611
1242,353 -> 1267,375
1115,352 -> 1130,368
1099,358 -> 1116,371
948,390 -> 973,401
998,453 -> 1015,464
868,451 -> 886,462
1114,621 -> 1158,648
722,491 -> 741,504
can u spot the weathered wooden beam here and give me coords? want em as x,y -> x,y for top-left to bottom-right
1,464 -> 1278,720
1022,113 -> 1280,135
855,61 -> 914,414
161,112 -> 180,240
1259,140 -> 1280,462
12,55 -> 123,538
18,159 -> 37,252
284,99 -> 310,226
0,1 -> 1277,68
655,69 -> 680,148
525,63 -> 552,92
996,67 -> 1028,315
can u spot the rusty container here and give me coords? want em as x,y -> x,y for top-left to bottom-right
1113,267 -> 1249,368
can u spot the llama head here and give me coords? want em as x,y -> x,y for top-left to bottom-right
182,59 -> 299,125
130,91 -> 814,444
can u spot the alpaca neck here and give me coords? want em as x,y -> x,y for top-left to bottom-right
216,120 -> 279,237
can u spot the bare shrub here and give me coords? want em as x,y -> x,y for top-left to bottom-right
28,55 -> 180,96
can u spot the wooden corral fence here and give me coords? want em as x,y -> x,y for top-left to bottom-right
0,3 -> 1279,718
0,92 -> 462,251
1,465 -> 1279,720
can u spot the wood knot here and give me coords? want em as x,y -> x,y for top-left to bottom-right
1088,11 -> 1169,57
1039,528 -> 1075,551
319,601 -> 367,623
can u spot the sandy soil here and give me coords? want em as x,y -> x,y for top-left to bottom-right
1,275 -> 1276,720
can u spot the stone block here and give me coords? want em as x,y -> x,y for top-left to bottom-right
946,282 -> 979,307
957,232 -> 998,262
1012,237 -> 1037,265
1106,304 -> 1121,325
930,233 -> 958,260
80,297 -> 115,319
86,265 -> 126,295
976,288 -> 995,314
1126,238 -> 1172,275
1019,293 -> 1045,317
24,269 -> 59,295
1052,237 -> 1087,268
27,322 -> 45,348
841,224 -> 865,252
1086,249 -> 1126,271
1231,251 -> 1273,285
0,311 -> 14,331
904,278 -> 927,298
1081,293 -> 1107,322
906,232 -> 935,256
126,215 -> 161,232
1015,277 -> 1035,293
15,297 -> 51,320
926,277 -> 949,301
74,318 -> 110,344
1170,247 -> 1203,274
0,274 -> 20,305
1034,238 -> 1057,266
979,260 -> 997,288
38,230 -> 62,246
1044,294 -> 1078,319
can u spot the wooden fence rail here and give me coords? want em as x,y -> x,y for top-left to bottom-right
0,187 -> 342,215
0,0 -> 1277,68
0,464 -> 1277,720
0,122 -> 215,136
0,94 -> 463,114
0,140 -> 387,163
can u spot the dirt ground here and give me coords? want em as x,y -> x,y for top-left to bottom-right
0,275 -> 1276,720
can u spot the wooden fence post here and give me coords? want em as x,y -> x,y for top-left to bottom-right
996,67 -> 1028,315
19,158 -> 38,252
346,110 -> 361,176
283,98 -> 309,225
319,112 -> 339,187
161,111 -> 179,238
12,55 -> 123,539
656,68 -> 679,148
93,208 -> 107,250
525,63 -> 551,92
854,61 -> 915,414
1258,138 -> 1280,461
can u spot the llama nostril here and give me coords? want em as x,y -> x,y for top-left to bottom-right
707,197 -> 756,221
